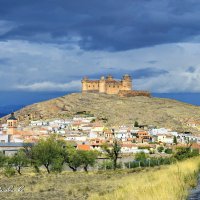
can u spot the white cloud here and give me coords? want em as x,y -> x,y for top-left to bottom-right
1,39 -> 200,92
16,81 -> 81,91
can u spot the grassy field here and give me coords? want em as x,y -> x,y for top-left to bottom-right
0,157 -> 199,200
90,157 -> 200,200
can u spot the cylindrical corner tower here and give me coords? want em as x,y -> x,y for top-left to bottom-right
99,76 -> 106,93
81,77 -> 88,93
122,74 -> 132,90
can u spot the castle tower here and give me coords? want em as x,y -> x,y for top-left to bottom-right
106,75 -> 113,81
81,76 -> 88,93
99,76 -> 106,93
7,112 -> 17,135
122,74 -> 132,90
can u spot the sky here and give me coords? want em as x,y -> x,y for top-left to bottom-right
1,0 -> 200,94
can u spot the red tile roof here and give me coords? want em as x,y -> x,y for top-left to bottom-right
77,144 -> 91,151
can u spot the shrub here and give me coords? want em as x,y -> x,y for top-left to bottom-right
125,161 -> 140,168
134,121 -> 139,127
138,146 -> 150,150
99,160 -> 122,170
99,160 -> 113,170
4,166 -> 15,177
165,148 -> 173,154
134,152 -> 148,161
173,147 -> 199,161
157,146 -> 164,153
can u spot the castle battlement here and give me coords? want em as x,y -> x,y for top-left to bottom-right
81,74 -> 151,97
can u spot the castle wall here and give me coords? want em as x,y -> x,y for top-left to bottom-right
87,81 -> 99,91
105,82 -> 121,94
82,81 -> 99,93
118,90 -> 151,97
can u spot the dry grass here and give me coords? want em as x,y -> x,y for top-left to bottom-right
0,158 -> 199,200
90,157 -> 200,200
0,168 -> 142,200
7,92 -> 200,132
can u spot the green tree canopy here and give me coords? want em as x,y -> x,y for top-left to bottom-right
32,136 -> 65,173
9,149 -> 29,175
79,150 -> 98,172
102,139 -> 121,170
65,147 -> 82,172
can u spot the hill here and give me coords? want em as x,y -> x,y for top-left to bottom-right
1,93 -> 200,132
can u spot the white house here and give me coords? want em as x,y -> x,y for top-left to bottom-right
0,134 -> 10,143
157,134 -> 173,144
149,128 -> 169,136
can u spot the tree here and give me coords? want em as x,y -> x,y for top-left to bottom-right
79,150 -> 98,172
173,136 -> 178,145
134,121 -> 139,127
65,147 -> 82,172
157,146 -> 164,153
102,139 -> 121,170
32,136 -> 64,173
9,149 -> 29,175
23,144 -> 40,173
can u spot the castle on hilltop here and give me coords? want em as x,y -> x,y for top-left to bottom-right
81,74 -> 151,97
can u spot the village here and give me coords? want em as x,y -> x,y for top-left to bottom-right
0,112 -> 200,156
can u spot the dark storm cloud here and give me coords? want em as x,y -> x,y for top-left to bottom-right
1,0 -> 200,51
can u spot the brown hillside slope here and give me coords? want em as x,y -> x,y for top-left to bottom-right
2,93 -> 200,132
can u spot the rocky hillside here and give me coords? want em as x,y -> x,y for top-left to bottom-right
2,93 -> 200,133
